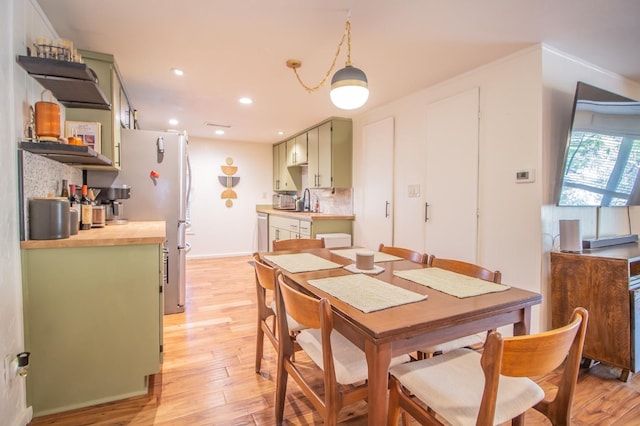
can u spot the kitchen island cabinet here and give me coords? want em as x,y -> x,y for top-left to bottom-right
21,221 -> 165,417
257,207 -> 353,251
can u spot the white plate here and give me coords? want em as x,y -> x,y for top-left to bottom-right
344,263 -> 385,275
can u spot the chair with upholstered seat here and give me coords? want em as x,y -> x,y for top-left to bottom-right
253,253 -> 305,374
419,255 -> 503,357
378,243 -> 427,264
273,270 -> 410,425
272,237 -> 325,251
387,307 -> 588,426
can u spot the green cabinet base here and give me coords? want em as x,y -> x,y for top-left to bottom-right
21,244 -> 162,417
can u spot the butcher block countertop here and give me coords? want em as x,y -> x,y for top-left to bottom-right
21,221 -> 166,249
256,206 -> 354,221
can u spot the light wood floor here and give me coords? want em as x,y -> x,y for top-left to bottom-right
30,256 -> 640,425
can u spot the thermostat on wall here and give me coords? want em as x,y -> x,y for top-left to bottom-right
515,169 -> 535,183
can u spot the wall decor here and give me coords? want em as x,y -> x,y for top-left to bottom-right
218,157 -> 239,207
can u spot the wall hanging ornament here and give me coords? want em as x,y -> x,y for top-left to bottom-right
218,157 -> 239,207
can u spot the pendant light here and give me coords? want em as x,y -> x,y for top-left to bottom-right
286,15 -> 369,110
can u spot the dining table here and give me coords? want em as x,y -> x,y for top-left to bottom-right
259,247 -> 542,426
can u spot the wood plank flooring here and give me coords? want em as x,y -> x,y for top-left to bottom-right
29,256 -> 640,425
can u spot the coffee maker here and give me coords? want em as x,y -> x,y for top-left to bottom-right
95,185 -> 130,224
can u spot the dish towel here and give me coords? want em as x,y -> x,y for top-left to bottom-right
394,267 -> 510,298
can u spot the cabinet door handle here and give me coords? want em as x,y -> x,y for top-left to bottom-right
385,201 -> 390,218
425,202 -> 430,222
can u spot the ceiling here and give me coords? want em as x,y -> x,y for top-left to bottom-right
36,0 -> 640,144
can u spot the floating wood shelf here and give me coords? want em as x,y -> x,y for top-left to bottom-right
20,141 -> 113,166
16,55 -> 111,110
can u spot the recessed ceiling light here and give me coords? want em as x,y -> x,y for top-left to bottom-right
169,118 -> 179,126
277,131 -> 284,136
171,68 -> 184,76
215,129 -> 225,135
239,97 -> 253,105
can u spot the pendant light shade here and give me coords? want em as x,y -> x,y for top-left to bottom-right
286,15 -> 369,110
330,65 -> 369,110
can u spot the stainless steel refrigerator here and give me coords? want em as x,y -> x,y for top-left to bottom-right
111,128 -> 191,314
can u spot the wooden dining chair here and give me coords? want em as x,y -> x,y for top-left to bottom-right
388,307 -> 588,426
252,253 -> 305,374
378,243 -> 428,264
272,237 -> 325,251
273,270 -> 410,425
419,255 -> 503,358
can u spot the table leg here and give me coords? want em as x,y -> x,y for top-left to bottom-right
513,306 -> 531,336
365,340 -> 392,426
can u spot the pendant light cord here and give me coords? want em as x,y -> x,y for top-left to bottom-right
290,19 -> 352,93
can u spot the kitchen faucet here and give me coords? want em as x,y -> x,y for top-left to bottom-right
303,188 -> 311,211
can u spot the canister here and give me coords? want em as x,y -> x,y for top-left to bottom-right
34,90 -> 61,140
91,205 -> 106,228
29,198 -> 70,240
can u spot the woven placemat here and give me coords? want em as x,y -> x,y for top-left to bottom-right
308,274 -> 427,313
263,253 -> 342,273
394,267 -> 510,298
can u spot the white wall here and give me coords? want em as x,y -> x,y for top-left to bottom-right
353,44 -> 640,333
2,0 -> 55,423
0,0 -> 26,423
353,45 -> 545,331
186,136 -> 272,258
540,46 -> 640,327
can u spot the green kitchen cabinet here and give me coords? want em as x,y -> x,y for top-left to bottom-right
277,117 -> 352,190
273,142 -> 300,191
65,49 -> 131,170
21,243 -> 162,417
267,213 -> 352,251
315,118 -> 352,189
286,133 -> 308,166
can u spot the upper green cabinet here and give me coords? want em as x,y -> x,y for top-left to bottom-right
65,50 -> 132,170
273,142 -> 300,191
287,133 -> 308,166
308,119 -> 352,188
273,117 -> 351,191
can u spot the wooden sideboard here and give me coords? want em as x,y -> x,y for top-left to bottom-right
551,244 -> 640,381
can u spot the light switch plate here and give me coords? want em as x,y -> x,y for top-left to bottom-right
408,184 -> 421,197
515,169 -> 535,183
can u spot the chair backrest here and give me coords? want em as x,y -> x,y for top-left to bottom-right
378,243 -> 427,264
253,253 -> 276,293
274,271 -> 341,416
477,307 -> 588,424
253,253 -> 279,373
428,255 -> 502,283
273,238 -> 325,251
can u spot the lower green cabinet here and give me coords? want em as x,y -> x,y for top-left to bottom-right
21,243 -> 163,416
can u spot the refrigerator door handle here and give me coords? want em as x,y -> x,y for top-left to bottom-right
177,221 -> 186,248
178,247 -> 186,309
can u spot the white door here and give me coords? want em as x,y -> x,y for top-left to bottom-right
425,88 -> 479,262
360,117 -> 394,250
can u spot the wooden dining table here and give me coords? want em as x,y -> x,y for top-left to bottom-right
259,247 -> 542,426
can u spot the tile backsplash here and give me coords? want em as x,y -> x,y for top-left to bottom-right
308,188 -> 353,215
